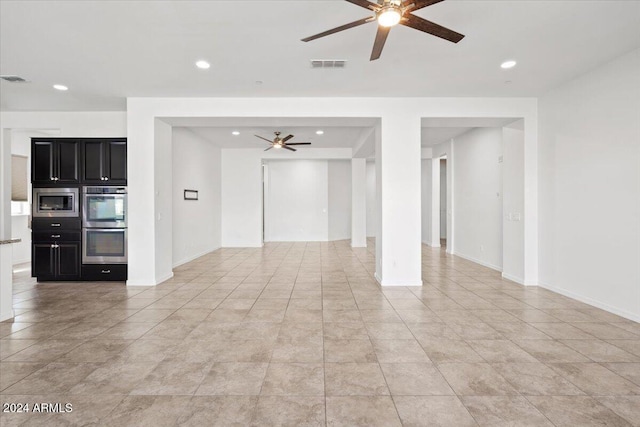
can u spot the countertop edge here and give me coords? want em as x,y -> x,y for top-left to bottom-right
0,238 -> 22,245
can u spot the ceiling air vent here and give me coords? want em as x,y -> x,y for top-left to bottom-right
0,75 -> 29,83
310,60 -> 347,69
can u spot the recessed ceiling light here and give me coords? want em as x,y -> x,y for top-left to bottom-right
232,131 -> 240,136
195,60 -> 210,69
53,84 -> 68,91
501,60 -> 517,69
316,130 -> 324,135
255,80 -> 263,85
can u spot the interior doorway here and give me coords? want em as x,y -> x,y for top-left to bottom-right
439,157 -> 447,248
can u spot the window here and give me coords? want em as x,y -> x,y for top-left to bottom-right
11,155 -> 29,216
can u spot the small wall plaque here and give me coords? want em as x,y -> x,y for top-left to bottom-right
184,189 -> 198,200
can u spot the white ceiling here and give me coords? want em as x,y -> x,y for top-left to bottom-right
1,0 -> 639,111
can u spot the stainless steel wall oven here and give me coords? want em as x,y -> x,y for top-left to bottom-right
82,186 -> 127,264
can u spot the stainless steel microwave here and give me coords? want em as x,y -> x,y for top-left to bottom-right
33,187 -> 79,218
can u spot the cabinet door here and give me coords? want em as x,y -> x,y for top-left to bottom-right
57,243 -> 80,279
83,141 -> 105,183
32,244 -> 55,277
105,140 -> 127,183
32,140 -> 55,184
56,141 -> 79,183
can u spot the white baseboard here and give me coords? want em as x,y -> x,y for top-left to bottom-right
172,246 -> 220,268
351,243 -> 367,248
12,258 -> 30,266
422,240 -> 441,248
374,272 -> 422,287
538,280 -> 640,323
501,272 -> 525,285
451,251 -> 502,272
155,272 -> 174,285
0,310 -> 15,322
126,271 -> 174,287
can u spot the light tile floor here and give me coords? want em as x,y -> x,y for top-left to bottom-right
1,240 -> 639,426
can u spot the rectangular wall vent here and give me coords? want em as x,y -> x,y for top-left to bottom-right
0,75 -> 29,83
310,60 -> 347,69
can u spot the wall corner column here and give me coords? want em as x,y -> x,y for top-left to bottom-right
375,113 -> 422,287
351,158 -> 367,247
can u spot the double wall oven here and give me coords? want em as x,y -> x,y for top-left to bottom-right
82,186 -> 127,264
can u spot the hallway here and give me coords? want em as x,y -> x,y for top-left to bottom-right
1,241 -> 639,426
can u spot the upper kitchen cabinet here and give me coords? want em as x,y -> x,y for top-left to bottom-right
32,139 -> 80,185
82,139 -> 127,184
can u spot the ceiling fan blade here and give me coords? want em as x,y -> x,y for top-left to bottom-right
264,146 -> 273,151
402,0 -> 445,12
401,14 -> 464,43
281,134 -> 295,143
283,146 -> 297,152
371,25 -> 391,61
345,0 -> 380,11
285,143 -> 312,146
255,135 -> 274,143
302,17 -> 373,42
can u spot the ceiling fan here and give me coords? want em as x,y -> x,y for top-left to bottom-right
301,0 -> 465,61
255,132 -> 312,152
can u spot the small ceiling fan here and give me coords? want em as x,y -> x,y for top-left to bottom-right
302,0 -> 465,61
255,132 -> 312,152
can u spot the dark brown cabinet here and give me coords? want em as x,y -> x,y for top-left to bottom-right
82,140 -> 127,184
32,139 -> 80,185
32,242 -> 80,280
31,137 -> 127,282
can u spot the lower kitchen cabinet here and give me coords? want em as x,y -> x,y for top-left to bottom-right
32,242 -> 80,281
81,264 -> 127,281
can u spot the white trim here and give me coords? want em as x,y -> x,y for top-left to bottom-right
12,258 -> 30,266
423,241 -> 441,248
452,250 -> 502,272
155,271 -> 174,286
127,271 -> 174,287
501,272 -> 525,285
0,309 -> 14,322
374,272 -> 383,286
375,272 -> 422,287
537,280 -> 640,323
351,243 -> 367,248
172,246 -> 220,268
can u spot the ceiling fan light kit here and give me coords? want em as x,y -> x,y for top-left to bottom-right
256,131 -> 312,152
302,0 -> 465,61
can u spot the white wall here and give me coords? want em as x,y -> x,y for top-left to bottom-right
502,124 -> 525,283
365,160 -> 376,237
154,120 -> 173,283
265,160 -> 328,242
220,148 -> 353,248
421,159 -> 432,244
10,131 -> 31,265
221,149 -> 263,247
263,159 -> 351,242
453,127 -> 503,270
328,160 -> 352,241
539,48 -> 640,321
172,128 -> 221,267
